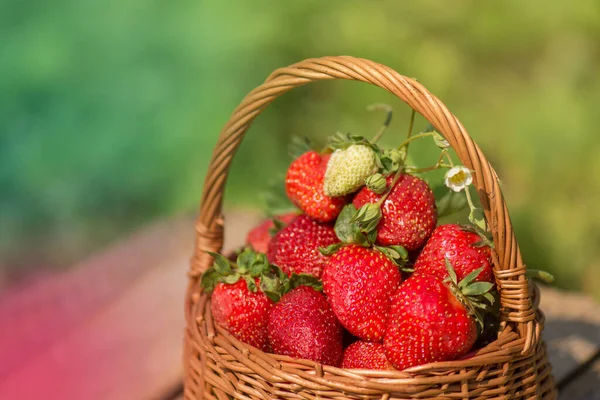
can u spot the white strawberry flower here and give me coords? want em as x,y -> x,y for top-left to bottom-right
444,166 -> 473,192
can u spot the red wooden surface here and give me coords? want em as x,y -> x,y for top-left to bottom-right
0,210 -> 598,399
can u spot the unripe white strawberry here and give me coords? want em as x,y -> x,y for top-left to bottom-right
323,144 -> 378,197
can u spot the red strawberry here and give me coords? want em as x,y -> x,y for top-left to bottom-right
268,286 -> 343,366
267,214 -> 339,278
285,151 -> 347,222
245,212 -> 298,254
322,245 -> 401,342
341,341 -> 394,370
352,174 -> 437,251
211,279 -> 273,352
384,273 -> 488,370
413,224 -> 494,283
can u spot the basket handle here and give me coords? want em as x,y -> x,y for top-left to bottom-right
189,56 -> 537,354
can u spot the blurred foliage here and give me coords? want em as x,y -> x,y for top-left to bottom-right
1,0 -> 599,298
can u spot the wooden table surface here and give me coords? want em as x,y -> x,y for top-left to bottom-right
1,211 -> 598,400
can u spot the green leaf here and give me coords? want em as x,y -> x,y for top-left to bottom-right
200,268 -> 219,292
243,275 -> 257,292
289,274 -> 323,291
222,273 -> 242,284
334,204 -> 361,243
484,292 -> 496,305
462,282 -> 494,296
236,249 -> 255,269
420,123 -> 435,134
328,132 -> 370,150
469,208 -> 489,232
374,245 -> 409,266
434,186 -> 469,219
263,177 -> 297,216
207,252 -> 232,276
365,229 -> 378,245
526,269 -> 555,283
319,243 -> 344,256
458,267 -> 484,289
445,258 -> 458,284
259,274 -> 283,302
433,132 -> 450,149
289,136 -> 314,158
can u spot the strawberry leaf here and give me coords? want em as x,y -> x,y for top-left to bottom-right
462,282 -> 494,296
222,273 -> 242,284
319,243 -> 344,256
458,267 -> 484,290
260,273 -> 285,302
334,204 -> 362,243
526,269 -> 555,283
200,268 -> 219,292
374,245 -> 409,267
433,132 -> 450,149
207,251 -> 232,276
289,274 -> 323,291
289,136 -> 314,158
484,292 -> 496,305
434,186 -> 468,219
243,275 -> 257,292
263,176 -> 297,216
328,132 -> 372,150
444,258 -> 458,285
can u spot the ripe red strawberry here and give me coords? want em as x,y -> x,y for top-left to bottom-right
268,286 -> 343,366
322,245 -> 401,342
352,174 -> 437,251
267,214 -> 339,278
245,212 -> 298,254
211,279 -> 273,352
384,273 -> 482,370
341,341 -> 394,370
414,224 -> 494,283
285,151 -> 347,222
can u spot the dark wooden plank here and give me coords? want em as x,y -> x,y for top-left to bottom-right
0,210 -> 260,400
557,354 -> 600,400
539,285 -> 600,389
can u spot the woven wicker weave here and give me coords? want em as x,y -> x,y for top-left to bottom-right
184,56 -> 557,399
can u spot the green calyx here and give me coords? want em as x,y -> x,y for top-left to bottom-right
328,132 -> 376,151
365,173 -> 387,194
319,203 -> 409,268
200,248 -> 321,302
330,204 -> 380,247
443,258 -> 496,329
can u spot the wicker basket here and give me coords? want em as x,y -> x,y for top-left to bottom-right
184,56 -> 557,399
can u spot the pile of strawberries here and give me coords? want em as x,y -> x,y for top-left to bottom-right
201,124 -> 498,371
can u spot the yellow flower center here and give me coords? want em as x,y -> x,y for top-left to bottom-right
450,170 -> 467,185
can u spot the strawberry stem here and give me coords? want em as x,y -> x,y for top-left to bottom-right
396,131 -> 437,152
367,103 -> 393,144
376,166 -> 405,206
401,109 -> 416,162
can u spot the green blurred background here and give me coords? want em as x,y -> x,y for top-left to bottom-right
2,1 -> 599,297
